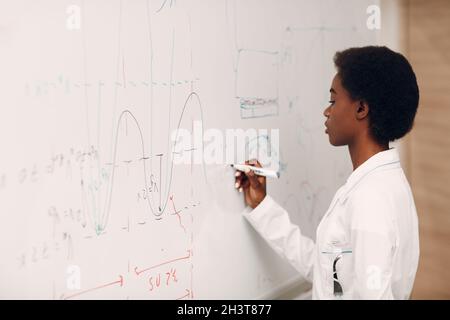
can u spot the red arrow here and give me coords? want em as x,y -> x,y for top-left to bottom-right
62,275 -> 124,300
134,250 -> 191,276
176,289 -> 191,300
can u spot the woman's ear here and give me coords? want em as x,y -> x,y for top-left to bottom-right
356,100 -> 369,120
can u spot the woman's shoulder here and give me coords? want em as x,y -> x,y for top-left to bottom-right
345,168 -> 407,234
350,164 -> 408,200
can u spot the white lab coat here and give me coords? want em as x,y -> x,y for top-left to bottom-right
243,148 -> 420,299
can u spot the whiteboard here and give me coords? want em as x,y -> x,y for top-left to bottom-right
0,0 -> 378,299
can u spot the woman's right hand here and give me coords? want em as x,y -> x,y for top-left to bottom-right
234,159 -> 267,209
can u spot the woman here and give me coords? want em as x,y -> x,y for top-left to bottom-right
234,46 -> 420,299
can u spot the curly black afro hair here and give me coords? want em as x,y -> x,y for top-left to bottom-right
334,46 -> 419,144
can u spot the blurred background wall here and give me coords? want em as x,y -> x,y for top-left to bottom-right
381,0 -> 450,299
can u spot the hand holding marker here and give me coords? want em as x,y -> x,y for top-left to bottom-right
231,164 -> 280,179
233,160 -> 274,209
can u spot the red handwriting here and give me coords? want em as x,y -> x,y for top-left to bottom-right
169,195 -> 186,233
134,250 -> 191,276
148,268 -> 178,291
62,275 -> 124,300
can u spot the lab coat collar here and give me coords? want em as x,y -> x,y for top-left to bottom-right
339,148 -> 401,203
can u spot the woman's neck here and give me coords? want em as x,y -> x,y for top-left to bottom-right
348,136 -> 389,171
